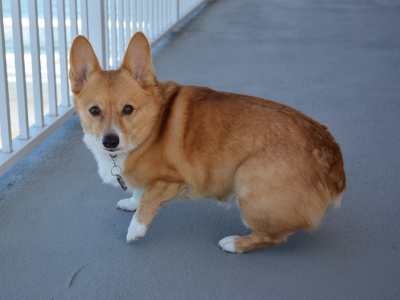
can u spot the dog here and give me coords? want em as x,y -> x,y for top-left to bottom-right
69,32 -> 346,253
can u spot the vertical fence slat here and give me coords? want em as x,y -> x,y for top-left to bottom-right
157,0 -> 164,35
11,0 -> 29,139
155,0 -> 159,39
142,0 -> 146,33
162,0 -> 165,33
57,0 -> 70,107
104,0 -> 110,68
149,0 -> 154,41
166,0 -> 169,31
133,0 -> 136,35
166,0 -> 169,27
167,0 -> 170,27
171,0 -> 174,26
164,0 -> 168,32
87,1 -> 106,68
0,1 -> 12,152
155,0 -> 159,37
110,0 -> 117,67
146,0 -> 151,39
150,0 -> 154,38
129,0 -> 133,37
70,0 -> 78,38
118,0 -> 124,63
125,0 -> 130,41
143,0 -> 148,33
132,0 -> 137,34
28,0 -> 44,128
138,0 -> 143,32
168,0 -> 172,27
164,0 -> 166,31
162,0 -> 165,37
158,0 -> 161,36
162,0 -> 166,34
168,0 -> 170,26
142,0 -> 147,36
176,0 -> 180,21
44,0 -> 58,116
148,0 -> 151,40
80,0 -> 88,36
171,0 -> 175,26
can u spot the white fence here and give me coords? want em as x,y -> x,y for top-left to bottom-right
0,0 -> 204,175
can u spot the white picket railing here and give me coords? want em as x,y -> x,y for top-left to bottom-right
0,0 -> 205,175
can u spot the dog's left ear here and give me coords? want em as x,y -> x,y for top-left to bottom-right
121,32 -> 156,87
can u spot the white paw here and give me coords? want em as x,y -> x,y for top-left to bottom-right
116,189 -> 143,211
117,197 -> 140,211
218,235 -> 239,253
126,213 -> 147,243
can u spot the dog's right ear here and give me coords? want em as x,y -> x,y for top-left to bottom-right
121,32 -> 156,87
69,36 -> 101,94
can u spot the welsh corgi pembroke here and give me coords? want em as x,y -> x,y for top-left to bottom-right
69,33 -> 346,253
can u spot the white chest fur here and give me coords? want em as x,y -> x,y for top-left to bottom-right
83,133 -> 127,188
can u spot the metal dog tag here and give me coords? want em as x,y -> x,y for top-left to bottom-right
116,175 -> 128,191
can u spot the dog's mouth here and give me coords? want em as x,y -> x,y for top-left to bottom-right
103,147 -> 122,153
102,143 -> 137,155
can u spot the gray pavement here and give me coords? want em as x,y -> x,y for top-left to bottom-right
1,0 -> 400,299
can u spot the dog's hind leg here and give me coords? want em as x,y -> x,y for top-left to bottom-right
218,153 -> 328,254
219,232 -> 289,253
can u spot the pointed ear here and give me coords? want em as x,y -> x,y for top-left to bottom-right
121,32 -> 156,86
69,36 -> 101,94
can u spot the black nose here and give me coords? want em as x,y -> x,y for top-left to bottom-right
102,133 -> 119,149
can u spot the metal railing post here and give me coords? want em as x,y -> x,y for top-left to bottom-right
88,0 -> 107,68
0,0 -> 12,152
177,0 -> 181,21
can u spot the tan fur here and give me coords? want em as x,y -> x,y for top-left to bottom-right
70,33 -> 346,253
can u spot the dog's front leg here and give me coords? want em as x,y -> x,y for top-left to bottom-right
126,181 -> 181,242
116,188 -> 144,212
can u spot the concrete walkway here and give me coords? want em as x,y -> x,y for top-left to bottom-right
1,1 -> 400,299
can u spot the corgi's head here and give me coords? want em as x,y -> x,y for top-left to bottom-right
69,33 -> 162,154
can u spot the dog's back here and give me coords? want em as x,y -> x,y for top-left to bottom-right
156,83 -> 345,204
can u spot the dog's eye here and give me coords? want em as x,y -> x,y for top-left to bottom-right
88,106 -> 101,116
122,104 -> 134,115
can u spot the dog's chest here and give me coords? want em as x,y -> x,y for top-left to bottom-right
83,134 -> 127,187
